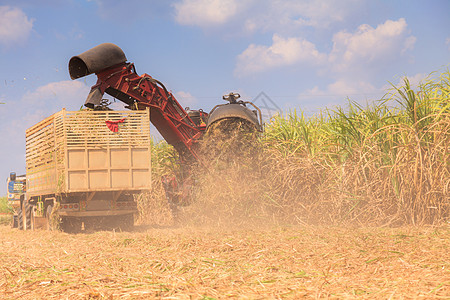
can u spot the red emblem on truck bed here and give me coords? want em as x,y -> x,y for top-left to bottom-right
105,118 -> 125,132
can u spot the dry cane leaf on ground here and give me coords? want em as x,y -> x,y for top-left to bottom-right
0,225 -> 448,299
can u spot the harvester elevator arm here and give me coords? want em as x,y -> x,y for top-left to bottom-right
69,43 -> 205,161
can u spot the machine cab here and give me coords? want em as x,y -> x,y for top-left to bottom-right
7,172 -> 26,204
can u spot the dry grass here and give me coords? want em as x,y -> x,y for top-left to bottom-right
0,224 -> 448,299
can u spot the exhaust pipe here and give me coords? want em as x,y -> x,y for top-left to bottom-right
68,43 -> 127,80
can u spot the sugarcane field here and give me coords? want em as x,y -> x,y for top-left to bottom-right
2,69 -> 449,298
1,2 -> 449,299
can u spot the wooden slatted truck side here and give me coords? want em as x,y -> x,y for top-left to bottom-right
19,109 -> 151,232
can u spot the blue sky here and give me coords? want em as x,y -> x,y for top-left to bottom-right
0,0 -> 449,195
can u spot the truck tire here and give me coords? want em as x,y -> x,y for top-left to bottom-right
18,205 -> 23,230
27,203 -> 36,230
24,203 -> 34,230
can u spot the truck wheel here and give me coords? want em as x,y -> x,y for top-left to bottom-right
17,206 -> 23,230
24,203 -> 34,230
18,205 -> 23,230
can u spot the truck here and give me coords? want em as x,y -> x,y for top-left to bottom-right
19,108 -> 152,232
6,172 -> 26,229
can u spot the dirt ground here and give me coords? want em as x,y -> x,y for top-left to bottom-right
0,224 -> 448,299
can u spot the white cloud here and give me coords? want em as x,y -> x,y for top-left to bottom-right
235,34 -> 326,76
0,6 -> 34,48
306,79 -> 377,99
246,0 -> 362,34
293,0 -> 358,28
301,72 -> 431,113
446,37 -> 450,51
382,72 -> 429,92
20,81 -> 91,123
173,0 -> 362,33
89,0 -> 171,21
235,19 -> 415,78
174,91 -> 197,107
406,73 -> 427,88
328,79 -> 377,96
174,0 -> 242,26
298,79 -> 382,112
329,18 -> 415,73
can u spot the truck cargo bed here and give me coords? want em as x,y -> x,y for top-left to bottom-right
26,109 -> 151,197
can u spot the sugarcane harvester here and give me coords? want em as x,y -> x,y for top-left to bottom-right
69,43 -> 262,209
